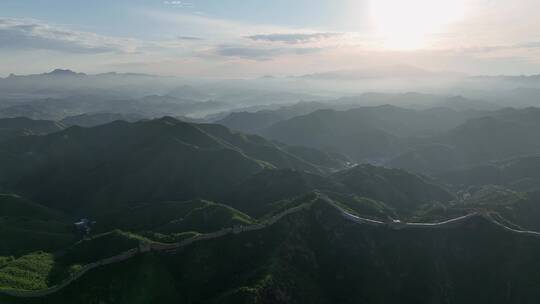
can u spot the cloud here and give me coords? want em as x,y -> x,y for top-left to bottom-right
163,1 -> 194,8
177,35 -> 204,41
141,10 -> 295,41
516,41 -> 540,49
448,41 -> 540,55
0,18 -> 138,54
208,44 -> 321,60
246,32 -> 342,44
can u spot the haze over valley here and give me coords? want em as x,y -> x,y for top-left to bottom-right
2,1 -> 540,303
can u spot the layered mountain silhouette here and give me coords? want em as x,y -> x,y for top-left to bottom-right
333,164 -> 454,215
0,117 -> 65,142
259,105 -> 486,162
389,107 -> 540,173
0,117 -> 345,215
60,113 -> 144,128
439,155 -> 540,192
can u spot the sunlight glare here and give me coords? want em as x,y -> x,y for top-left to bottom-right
370,0 -> 466,50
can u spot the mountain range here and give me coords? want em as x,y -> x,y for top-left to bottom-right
3,83 -> 540,303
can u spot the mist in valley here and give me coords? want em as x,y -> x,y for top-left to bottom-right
3,1 -> 540,303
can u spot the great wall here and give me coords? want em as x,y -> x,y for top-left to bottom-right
2,193 -> 540,298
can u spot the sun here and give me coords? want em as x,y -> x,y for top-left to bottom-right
369,0 -> 466,50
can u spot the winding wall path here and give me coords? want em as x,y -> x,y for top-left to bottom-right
2,194 -> 540,298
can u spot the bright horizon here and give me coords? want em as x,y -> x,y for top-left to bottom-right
1,0 -> 540,77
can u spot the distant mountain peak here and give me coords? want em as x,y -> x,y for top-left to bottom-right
296,65 -> 435,80
46,69 -> 86,76
96,71 -> 159,77
154,116 -> 182,126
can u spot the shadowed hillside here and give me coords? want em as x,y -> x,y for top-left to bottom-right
5,198 -> 540,304
389,108 -> 540,173
0,117 -> 345,215
0,194 -> 74,256
0,117 -> 65,142
333,165 -> 455,215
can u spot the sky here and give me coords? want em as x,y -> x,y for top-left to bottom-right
1,0 -> 540,77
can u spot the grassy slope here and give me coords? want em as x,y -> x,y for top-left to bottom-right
0,230 -> 147,292
0,252 -> 72,291
101,199 -> 254,236
0,194 -> 75,257
0,199 -> 256,292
